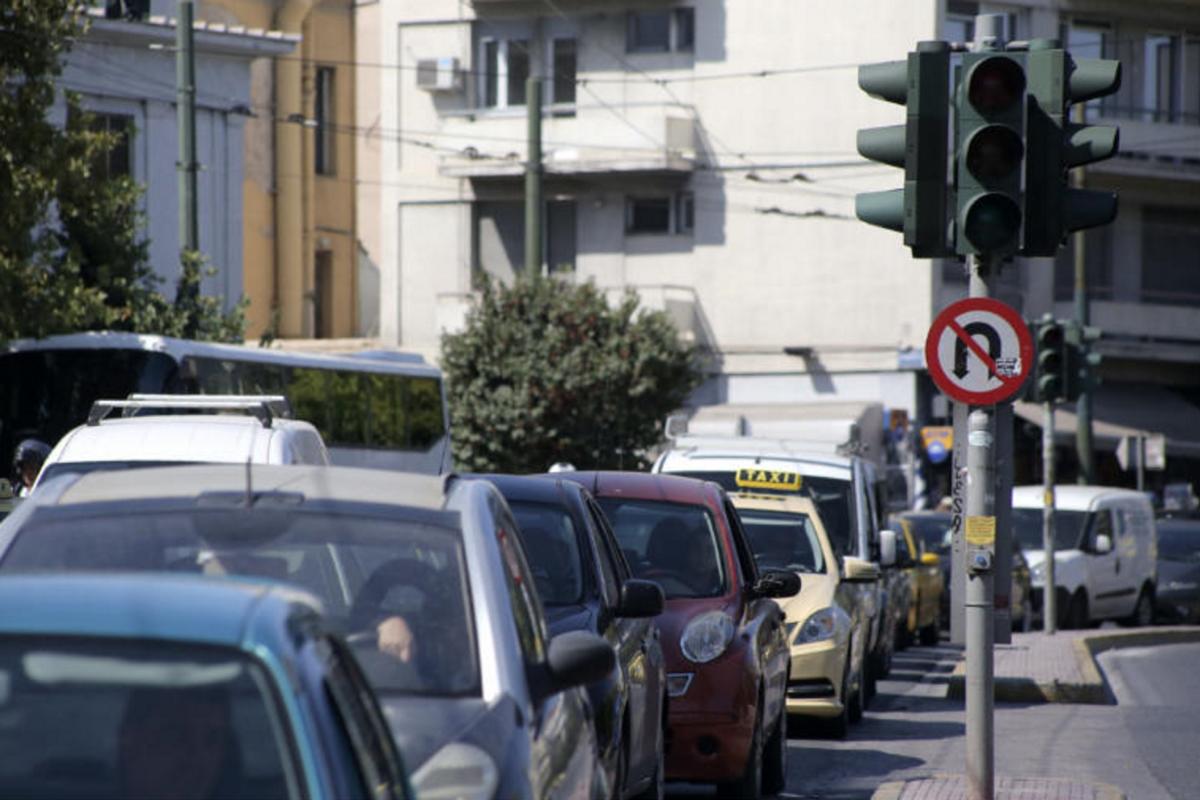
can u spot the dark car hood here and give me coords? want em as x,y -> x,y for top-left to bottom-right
544,603 -> 597,638
380,694 -> 491,771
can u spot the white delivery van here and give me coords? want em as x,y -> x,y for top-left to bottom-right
1011,485 -> 1157,629
34,395 -> 329,488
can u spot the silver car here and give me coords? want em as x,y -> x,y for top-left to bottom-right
0,465 -> 614,800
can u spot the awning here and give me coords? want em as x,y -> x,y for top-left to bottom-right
1013,384 -> 1200,460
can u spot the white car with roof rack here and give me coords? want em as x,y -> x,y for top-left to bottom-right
33,394 -> 328,489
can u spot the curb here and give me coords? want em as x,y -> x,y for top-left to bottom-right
872,774 -> 1126,799
945,626 -> 1200,704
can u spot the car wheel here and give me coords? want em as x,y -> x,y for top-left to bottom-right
1123,586 -> 1154,628
716,706 -> 763,799
1064,591 -> 1088,630
826,665 -> 851,738
762,704 -> 788,796
847,659 -> 864,724
919,621 -> 940,646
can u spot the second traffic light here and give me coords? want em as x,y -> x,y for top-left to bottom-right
1032,317 -> 1066,403
955,52 -> 1027,257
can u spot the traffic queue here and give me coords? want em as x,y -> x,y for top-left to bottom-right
0,394 -> 927,800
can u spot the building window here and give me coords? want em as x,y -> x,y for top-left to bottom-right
1053,228 -> 1114,302
1141,206 -> 1200,306
480,38 -> 530,108
552,38 -> 576,105
315,67 -> 335,175
73,111 -> 133,180
474,200 -> 576,280
626,193 -> 693,235
626,8 -> 694,53
314,250 -> 333,338
943,1 -> 977,42
1145,34 -> 1180,123
1185,37 -> 1200,124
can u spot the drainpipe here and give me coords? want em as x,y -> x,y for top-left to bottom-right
274,0 -> 314,338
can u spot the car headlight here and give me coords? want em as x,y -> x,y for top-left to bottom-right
411,742 -> 498,800
680,611 -> 735,664
1030,562 -> 1045,583
795,607 -> 840,645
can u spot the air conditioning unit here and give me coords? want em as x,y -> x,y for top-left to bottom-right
416,57 -> 463,92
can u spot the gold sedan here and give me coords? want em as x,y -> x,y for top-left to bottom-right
891,519 -> 945,647
731,493 -> 879,738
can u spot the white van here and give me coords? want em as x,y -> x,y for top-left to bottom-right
35,395 -> 329,488
1011,485 -> 1157,629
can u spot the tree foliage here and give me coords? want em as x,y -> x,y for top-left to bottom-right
0,0 -> 244,345
441,275 -> 702,472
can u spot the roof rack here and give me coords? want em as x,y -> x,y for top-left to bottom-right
87,394 -> 293,429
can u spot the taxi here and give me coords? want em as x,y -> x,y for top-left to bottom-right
890,518 -> 945,647
730,491 -> 878,738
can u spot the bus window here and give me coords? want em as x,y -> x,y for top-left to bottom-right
183,357 -> 286,396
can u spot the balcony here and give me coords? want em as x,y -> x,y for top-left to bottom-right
439,106 -> 697,179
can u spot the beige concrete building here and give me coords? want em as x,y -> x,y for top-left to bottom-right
194,0 -> 361,340
357,0 -> 1200,481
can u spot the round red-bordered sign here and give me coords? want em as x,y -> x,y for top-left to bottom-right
925,297 -> 1033,406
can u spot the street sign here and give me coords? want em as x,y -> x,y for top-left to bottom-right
925,298 -> 1034,405
921,425 -> 952,464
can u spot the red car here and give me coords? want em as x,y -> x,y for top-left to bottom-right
557,472 -> 799,799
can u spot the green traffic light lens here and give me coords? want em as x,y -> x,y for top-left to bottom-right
963,194 -> 1021,252
966,125 -> 1024,180
968,56 -> 1026,113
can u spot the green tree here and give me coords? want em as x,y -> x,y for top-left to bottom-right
441,275 -> 702,472
0,0 -> 244,345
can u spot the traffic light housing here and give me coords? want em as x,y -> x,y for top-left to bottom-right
1023,42 -> 1121,256
856,41 -> 953,258
1031,317 -> 1066,403
955,52 -> 1027,257
1063,322 -> 1103,403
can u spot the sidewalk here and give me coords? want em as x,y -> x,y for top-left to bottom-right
872,774 -> 1125,799
945,626 -> 1200,704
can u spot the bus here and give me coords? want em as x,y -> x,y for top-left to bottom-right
0,332 -> 452,474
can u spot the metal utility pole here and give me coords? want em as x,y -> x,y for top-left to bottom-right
176,0 -> 199,254
1042,402 -> 1058,634
524,76 -> 543,276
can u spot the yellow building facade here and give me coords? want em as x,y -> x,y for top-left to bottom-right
198,0 -> 357,340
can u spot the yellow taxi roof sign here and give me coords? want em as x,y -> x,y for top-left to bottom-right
734,468 -> 802,492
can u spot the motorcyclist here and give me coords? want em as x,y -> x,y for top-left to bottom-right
12,438 -> 51,497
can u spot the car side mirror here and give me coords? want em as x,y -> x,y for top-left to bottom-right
617,579 -> 664,619
843,557 -> 881,583
531,631 -> 615,704
753,569 -> 801,599
1094,533 -> 1113,554
920,552 -> 941,567
879,529 -> 898,568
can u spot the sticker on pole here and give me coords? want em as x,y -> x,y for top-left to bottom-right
925,297 -> 1033,406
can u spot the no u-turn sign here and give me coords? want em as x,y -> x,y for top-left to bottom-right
925,298 -> 1033,406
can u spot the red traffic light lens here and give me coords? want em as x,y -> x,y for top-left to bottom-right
968,56 -> 1026,113
963,193 -> 1021,252
966,125 -> 1024,180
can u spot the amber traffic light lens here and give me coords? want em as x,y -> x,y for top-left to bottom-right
966,125 -> 1024,180
968,56 -> 1026,113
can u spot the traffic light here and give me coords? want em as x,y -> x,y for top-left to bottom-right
856,41 -> 953,258
1031,317 -> 1066,403
1063,322 -> 1103,403
1023,41 -> 1122,256
955,52 -> 1027,257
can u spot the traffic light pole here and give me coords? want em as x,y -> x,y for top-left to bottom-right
965,253 -> 997,800
1043,401 -> 1058,634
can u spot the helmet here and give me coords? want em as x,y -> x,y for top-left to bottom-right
13,438 -> 51,473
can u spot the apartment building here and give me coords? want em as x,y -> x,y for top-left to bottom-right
359,0 -> 1200,482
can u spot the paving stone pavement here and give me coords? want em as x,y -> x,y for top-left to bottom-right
872,774 -> 1124,800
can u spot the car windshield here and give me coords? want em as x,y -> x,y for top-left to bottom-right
508,501 -> 585,605
1011,508 -> 1088,551
901,514 -> 953,554
0,636 -> 296,800
667,470 -> 857,556
737,509 -> 825,574
1157,519 -> 1200,563
596,498 -> 726,599
1,508 -> 479,697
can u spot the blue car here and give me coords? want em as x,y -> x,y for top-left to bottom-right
0,574 -> 410,800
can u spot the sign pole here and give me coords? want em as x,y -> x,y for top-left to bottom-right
1043,401 -> 1057,634
965,252 -> 996,800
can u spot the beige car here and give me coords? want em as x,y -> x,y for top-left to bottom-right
731,493 -> 880,738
